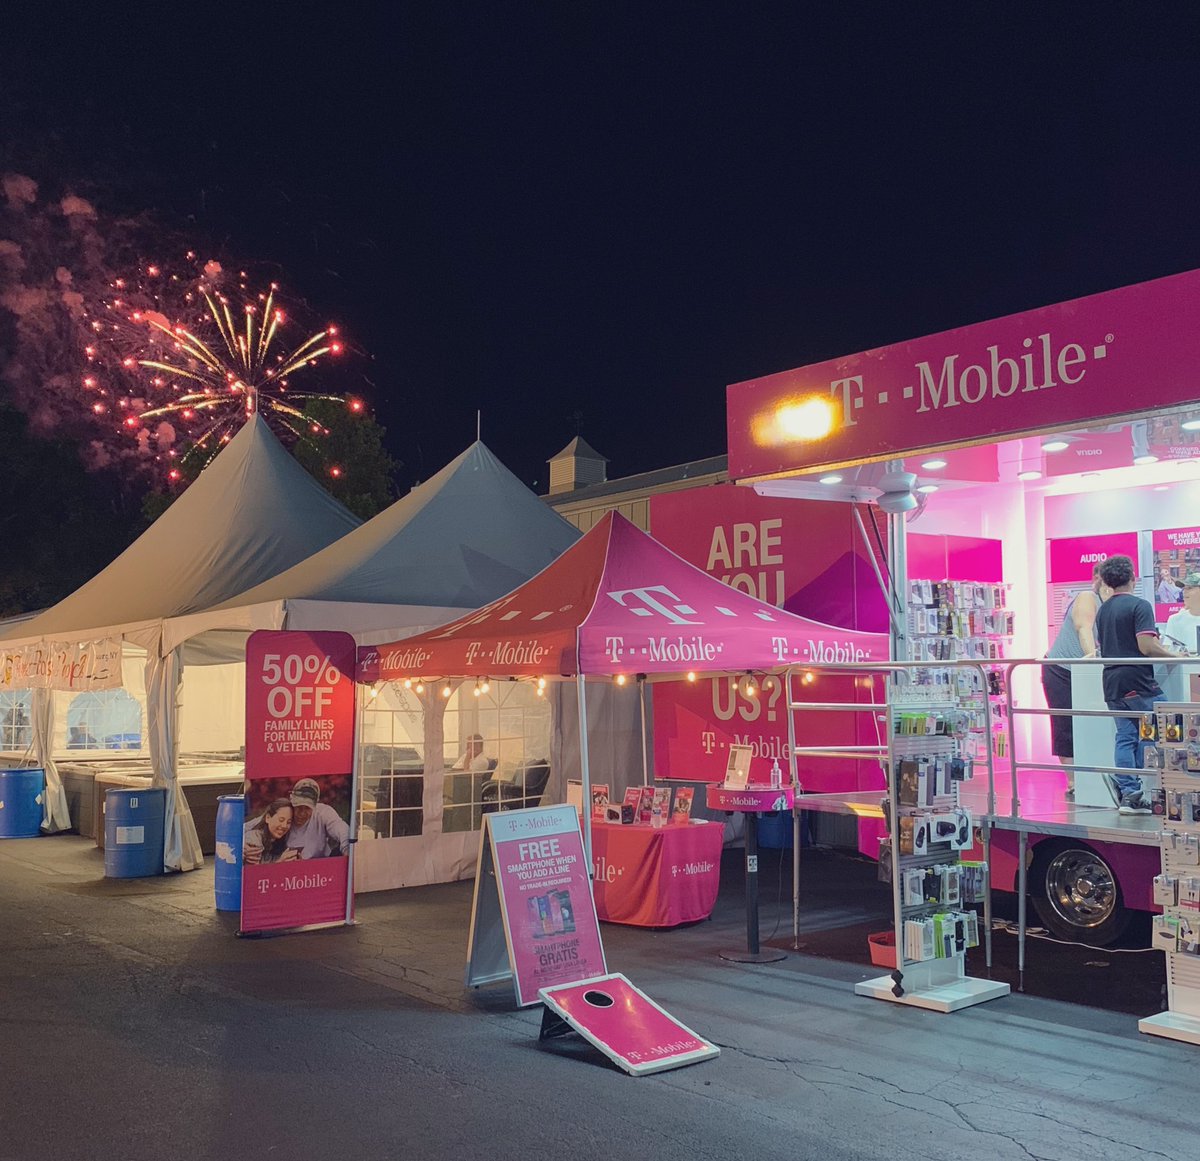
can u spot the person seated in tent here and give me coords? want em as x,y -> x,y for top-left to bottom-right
450,734 -> 492,773
67,725 -> 98,749
285,777 -> 350,859
242,799 -> 299,864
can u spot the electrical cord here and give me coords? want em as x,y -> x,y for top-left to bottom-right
988,918 -> 1156,953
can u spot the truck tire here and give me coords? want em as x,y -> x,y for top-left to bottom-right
1028,838 -> 1132,946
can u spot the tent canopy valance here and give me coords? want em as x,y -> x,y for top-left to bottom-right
358,511 -> 888,683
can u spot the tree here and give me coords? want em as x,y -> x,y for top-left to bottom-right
291,399 -> 398,520
0,404 -> 134,617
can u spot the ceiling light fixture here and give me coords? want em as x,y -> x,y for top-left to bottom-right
1134,454 -> 1159,465
819,473 -> 843,485
1017,470 -> 1042,481
920,459 -> 947,470
916,484 -> 939,494
1041,439 -> 1071,452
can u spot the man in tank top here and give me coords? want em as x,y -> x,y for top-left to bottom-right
1042,564 -> 1106,798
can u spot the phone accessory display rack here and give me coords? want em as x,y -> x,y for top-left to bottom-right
1140,702 -> 1200,1045
906,579 -> 1014,767
855,666 -> 1011,1013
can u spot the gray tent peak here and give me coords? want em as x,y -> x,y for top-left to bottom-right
212,439 -> 581,610
2,416 -> 361,640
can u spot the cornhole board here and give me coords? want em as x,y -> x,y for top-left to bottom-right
538,973 -> 720,1076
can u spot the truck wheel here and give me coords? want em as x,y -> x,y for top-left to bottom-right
1028,838 -> 1131,946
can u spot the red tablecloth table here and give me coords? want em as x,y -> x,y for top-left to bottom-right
590,819 -> 725,927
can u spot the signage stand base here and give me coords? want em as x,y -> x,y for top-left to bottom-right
855,970 -> 1010,1013
719,947 -> 787,964
1139,1010 -> 1200,1046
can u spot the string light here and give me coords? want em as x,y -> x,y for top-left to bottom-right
442,683 -> 452,698
414,681 -> 425,694
686,671 -> 697,683
615,674 -> 627,686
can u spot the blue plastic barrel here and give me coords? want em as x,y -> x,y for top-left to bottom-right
0,768 -> 45,838
103,788 -> 166,878
214,794 -> 244,912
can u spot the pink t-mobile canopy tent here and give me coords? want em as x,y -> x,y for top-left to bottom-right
358,510 -> 888,682
357,510 -> 888,857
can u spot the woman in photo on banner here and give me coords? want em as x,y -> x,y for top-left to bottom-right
243,799 -> 299,864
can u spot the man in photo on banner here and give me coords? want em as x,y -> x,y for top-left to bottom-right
285,777 -> 350,859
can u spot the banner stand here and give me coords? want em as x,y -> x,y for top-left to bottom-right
465,805 -> 608,1006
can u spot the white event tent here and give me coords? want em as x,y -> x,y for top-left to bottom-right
0,417 -> 363,867
159,441 -> 583,889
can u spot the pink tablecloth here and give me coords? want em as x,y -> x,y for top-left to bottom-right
591,820 -> 724,927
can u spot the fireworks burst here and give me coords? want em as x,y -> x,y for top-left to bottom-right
81,255 -> 359,477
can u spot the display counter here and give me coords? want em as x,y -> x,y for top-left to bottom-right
88,762 -> 245,854
590,819 -> 724,927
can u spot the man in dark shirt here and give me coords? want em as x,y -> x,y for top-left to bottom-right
1095,555 -> 1182,814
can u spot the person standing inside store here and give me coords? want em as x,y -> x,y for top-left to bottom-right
1041,564 -> 1107,799
1095,555 -> 1184,814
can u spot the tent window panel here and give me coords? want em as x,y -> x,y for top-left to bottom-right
66,689 -> 142,751
444,683 -> 552,833
0,691 -> 32,752
359,742 -> 424,840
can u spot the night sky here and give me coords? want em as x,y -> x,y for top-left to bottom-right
3,9 -> 1200,492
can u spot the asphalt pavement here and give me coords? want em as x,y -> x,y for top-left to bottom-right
0,835 -> 1190,1161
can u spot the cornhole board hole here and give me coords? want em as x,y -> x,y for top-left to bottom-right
538,973 -> 719,1076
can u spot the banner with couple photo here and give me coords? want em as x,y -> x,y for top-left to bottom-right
243,630 -> 358,934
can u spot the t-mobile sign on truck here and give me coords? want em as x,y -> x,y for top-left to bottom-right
243,630 -> 357,934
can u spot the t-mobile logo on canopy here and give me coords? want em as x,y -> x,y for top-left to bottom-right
607,585 -> 702,625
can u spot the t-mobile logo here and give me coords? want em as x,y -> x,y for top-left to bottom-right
607,585 -> 701,625
605,636 -> 625,662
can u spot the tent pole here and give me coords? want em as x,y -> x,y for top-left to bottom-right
345,680 -> 363,925
639,677 -> 649,787
576,671 -> 593,868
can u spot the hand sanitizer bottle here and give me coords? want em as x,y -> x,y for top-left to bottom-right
770,759 -> 782,789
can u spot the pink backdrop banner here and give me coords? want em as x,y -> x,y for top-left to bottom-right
490,807 -> 607,1007
728,268 -> 1200,480
1152,527 -> 1200,621
907,533 -> 1005,584
648,486 -> 887,785
590,820 -> 724,927
1048,532 -> 1139,583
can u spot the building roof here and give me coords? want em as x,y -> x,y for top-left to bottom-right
548,436 -> 609,464
544,454 -> 728,505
